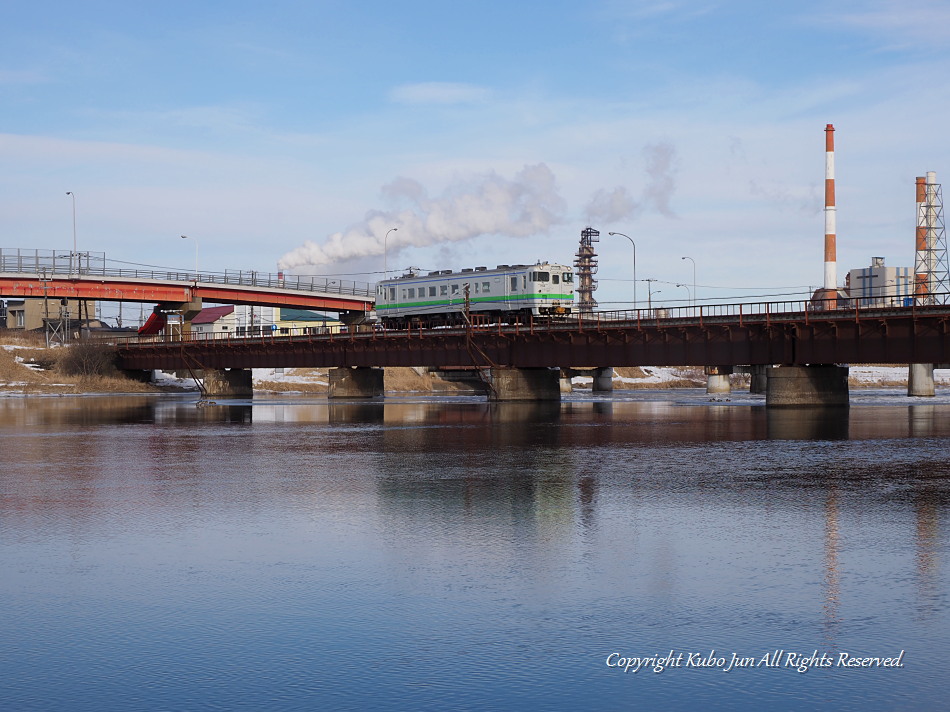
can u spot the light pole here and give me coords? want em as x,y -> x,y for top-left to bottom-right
645,278 -> 659,311
681,256 -> 696,307
676,283 -> 692,307
384,227 -> 398,278
66,191 -> 77,273
181,235 -> 198,280
608,231 -> 636,309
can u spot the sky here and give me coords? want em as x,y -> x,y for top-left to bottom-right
3,0 -> 950,312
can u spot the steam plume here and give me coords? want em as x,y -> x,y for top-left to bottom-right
278,163 -> 566,271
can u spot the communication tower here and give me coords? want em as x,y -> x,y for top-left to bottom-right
914,172 -> 949,305
574,227 -> 599,313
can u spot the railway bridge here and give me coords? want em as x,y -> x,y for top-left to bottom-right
114,299 -> 950,405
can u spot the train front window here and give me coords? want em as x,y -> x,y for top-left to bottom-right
562,272 -> 573,283
552,275 -> 559,285
532,271 -> 550,282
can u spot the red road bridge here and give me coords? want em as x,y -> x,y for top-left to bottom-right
113,298 -> 950,402
0,248 -> 374,314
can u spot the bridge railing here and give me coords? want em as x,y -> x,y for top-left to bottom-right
0,248 -> 374,298
106,290 -> 950,347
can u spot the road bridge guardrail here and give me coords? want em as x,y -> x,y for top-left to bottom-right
0,248 -> 373,298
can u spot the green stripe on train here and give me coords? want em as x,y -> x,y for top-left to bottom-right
376,294 -> 573,311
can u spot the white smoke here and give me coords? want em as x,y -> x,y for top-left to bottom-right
278,163 -> 567,271
585,186 -> 639,224
584,141 -> 678,223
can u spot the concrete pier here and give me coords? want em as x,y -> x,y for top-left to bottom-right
489,367 -> 561,401
766,365 -> 849,407
203,368 -> 253,397
908,363 -> 935,397
592,367 -> 614,392
749,365 -> 772,394
706,366 -> 733,394
328,367 -> 384,399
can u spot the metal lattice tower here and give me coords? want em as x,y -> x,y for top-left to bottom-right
574,227 -> 599,313
914,172 -> 949,305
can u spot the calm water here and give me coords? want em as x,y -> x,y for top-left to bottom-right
1,389 -> 948,711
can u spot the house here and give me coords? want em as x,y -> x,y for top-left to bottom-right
274,308 -> 343,334
3,298 -> 89,331
190,305 -> 238,337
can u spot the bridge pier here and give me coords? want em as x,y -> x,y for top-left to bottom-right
489,367 -> 561,401
203,368 -> 253,397
766,365 -> 849,407
706,366 -> 733,394
749,365 -> 772,394
592,367 -> 614,392
328,366 -> 384,399
908,363 -> 935,397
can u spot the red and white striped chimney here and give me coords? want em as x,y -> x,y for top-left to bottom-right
915,175 -> 928,303
824,124 -> 837,292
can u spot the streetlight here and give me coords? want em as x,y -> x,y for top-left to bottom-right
181,235 -> 198,280
608,231 -> 636,309
676,283 -> 692,306
681,256 -> 696,307
66,191 -> 77,273
384,227 -> 398,278
645,278 -> 659,311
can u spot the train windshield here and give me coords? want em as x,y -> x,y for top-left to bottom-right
562,272 -> 573,283
531,271 -> 550,282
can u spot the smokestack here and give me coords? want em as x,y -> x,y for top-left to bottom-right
915,175 -> 928,304
824,124 -> 837,291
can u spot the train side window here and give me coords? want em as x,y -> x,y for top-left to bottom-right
473,283 -> 480,294
523,276 -> 526,289
429,286 -> 436,297
401,289 -> 407,299
408,288 -> 415,298
482,282 -> 490,293
389,288 -> 396,300
511,277 -> 517,291
451,284 -> 459,295
440,285 -> 448,296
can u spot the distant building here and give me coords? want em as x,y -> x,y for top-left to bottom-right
274,308 -> 343,334
847,257 -> 913,308
190,305 -> 238,336
3,298 -> 88,331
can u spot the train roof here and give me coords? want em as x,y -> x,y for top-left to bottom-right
380,261 -> 571,283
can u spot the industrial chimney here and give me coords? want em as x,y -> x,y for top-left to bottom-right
811,124 -> 840,309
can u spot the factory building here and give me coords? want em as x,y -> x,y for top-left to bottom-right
847,257 -> 913,308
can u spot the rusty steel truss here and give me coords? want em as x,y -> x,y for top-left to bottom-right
114,300 -> 950,373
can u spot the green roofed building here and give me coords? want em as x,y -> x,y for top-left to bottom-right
275,308 -> 343,334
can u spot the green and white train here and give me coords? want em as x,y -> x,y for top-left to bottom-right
375,262 -> 575,326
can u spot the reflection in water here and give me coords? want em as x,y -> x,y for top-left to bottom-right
766,406 -> 850,440
1,393 -> 949,711
823,488 -> 842,649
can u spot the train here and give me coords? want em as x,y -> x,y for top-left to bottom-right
375,261 -> 575,326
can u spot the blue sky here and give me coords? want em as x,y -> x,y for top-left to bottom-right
3,0 -> 950,310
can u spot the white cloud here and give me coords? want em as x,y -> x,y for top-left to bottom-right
389,82 -> 491,106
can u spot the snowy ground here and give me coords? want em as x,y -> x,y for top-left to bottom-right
151,365 -> 949,392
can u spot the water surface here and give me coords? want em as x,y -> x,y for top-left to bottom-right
1,390 -> 947,710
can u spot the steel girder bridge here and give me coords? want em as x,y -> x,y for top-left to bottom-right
114,300 -> 950,372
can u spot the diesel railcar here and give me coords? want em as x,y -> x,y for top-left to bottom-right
375,262 -> 574,326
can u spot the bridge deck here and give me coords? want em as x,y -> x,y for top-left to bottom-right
113,301 -> 950,371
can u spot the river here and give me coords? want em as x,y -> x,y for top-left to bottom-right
1,390 -> 947,711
